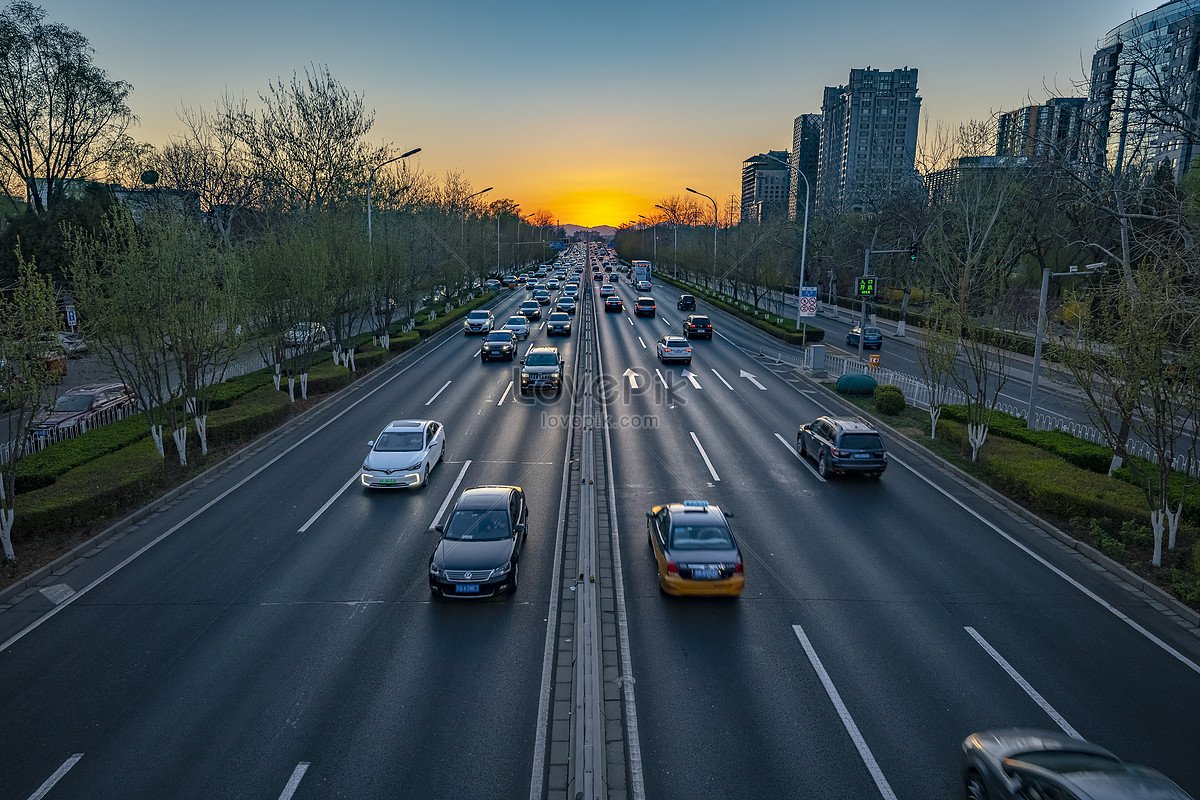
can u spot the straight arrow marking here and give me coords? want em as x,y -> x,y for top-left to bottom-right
681,369 -> 702,389
623,368 -> 640,389
739,370 -> 767,390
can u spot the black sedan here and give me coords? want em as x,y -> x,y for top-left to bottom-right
429,486 -> 527,598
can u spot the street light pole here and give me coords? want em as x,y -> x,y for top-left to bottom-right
686,187 -> 718,290
367,147 -> 421,244
654,204 -> 677,278
762,152 -> 811,331
461,187 -> 492,278
638,214 -> 658,269
1028,263 -> 1104,425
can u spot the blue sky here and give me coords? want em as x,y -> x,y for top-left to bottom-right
41,0 -> 1164,226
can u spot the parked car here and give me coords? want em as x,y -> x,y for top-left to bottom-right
32,381 -> 137,437
360,419 -> 446,489
284,322 -> 327,347
846,326 -> 883,349
429,485 -> 527,598
796,416 -> 888,478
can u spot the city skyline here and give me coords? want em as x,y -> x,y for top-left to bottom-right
36,0 -> 1170,227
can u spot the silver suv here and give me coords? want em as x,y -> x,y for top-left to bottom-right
463,309 -> 494,335
520,346 -> 564,395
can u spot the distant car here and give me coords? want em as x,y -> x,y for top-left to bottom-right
556,296 -> 577,315
481,330 -> 517,362
677,294 -> 696,311
604,296 -> 623,312
796,416 -> 887,478
683,314 -> 713,339
647,501 -> 744,597
533,289 -> 552,306
32,381 -> 137,437
503,315 -> 530,340
45,332 -> 87,358
429,485 -> 528,598
656,335 -> 692,364
593,272 -> 603,281
462,309 -> 494,335
547,311 -> 572,336
847,326 -> 883,349
484,278 -> 501,291
519,300 -> 542,321
520,346 -> 564,394
284,322 -> 326,347
361,419 -> 446,489
961,728 -> 1194,800
502,274 -> 517,288
599,284 -> 616,297
634,297 -> 656,317
636,280 -> 651,292
547,279 -> 560,290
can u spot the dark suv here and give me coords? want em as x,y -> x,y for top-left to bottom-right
677,294 -> 696,311
634,297 -> 656,317
520,346 -> 564,394
683,314 -> 712,339
796,416 -> 888,478
33,382 -> 137,438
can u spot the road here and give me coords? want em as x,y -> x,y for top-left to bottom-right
0,260 -> 1198,799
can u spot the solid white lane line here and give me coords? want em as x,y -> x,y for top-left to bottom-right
298,472 -> 361,532
964,627 -> 1080,737
498,380 -> 513,406
689,431 -> 721,482
429,460 -> 471,530
710,368 -> 734,390
655,368 -> 669,389
637,337 -> 647,349
774,433 -> 826,483
276,762 -> 310,800
715,330 -> 735,344
792,624 -> 898,800
27,754 -> 83,800
424,380 -> 452,406
890,452 -> 1200,677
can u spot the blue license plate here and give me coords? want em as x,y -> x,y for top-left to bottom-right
692,568 -> 718,579
853,453 -> 872,459
455,584 -> 480,594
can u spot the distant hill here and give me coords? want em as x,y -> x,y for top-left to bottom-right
562,224 -> 616,237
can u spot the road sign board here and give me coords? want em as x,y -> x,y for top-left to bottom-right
550,240 -> 567,249
868,353 -> 880,368
799,287 -> 818,317
66,306 -> 77,327
856,278 -> 876,297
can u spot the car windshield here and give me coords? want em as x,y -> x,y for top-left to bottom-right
521,302 -> 538,309
839,433 -> 884,450
485,332 -> 512,343
1013,750 -> 1125,774
864,327 -> 881,335
51,394 -> 94,412
526,352 -> 559,366
374,431 -> 425,452
638,299 -> 653,306
550,314 -> 569,321
664,338 -> 688,347
691,316 -> 710,325
444,508 -> 511,541
669,525 -> 734,550
507,317 -> 526,326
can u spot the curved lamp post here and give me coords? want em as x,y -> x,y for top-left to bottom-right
367,147 -> 421,243
685,187 -> 718,285
762,152 -> 811,330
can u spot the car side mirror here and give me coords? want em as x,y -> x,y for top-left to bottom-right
519,359 -> 525,365
367,440 -> 374,447
513,523 -> 525,533
435,523 -> 445,533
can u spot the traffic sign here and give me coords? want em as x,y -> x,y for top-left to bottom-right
868,353 -> 880,368
799,287 -> 818,317
65,306 -> 77,328
856,278 -> 876,297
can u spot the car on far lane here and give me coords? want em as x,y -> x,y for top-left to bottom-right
656,335 -> 692,364
502,315 -> 529,340
647,501 -> 744,597
519,300 -> 542,321
961,728 -> 1194,800
634,297 -> 656,317
683,314 -> 713,339
32,381 -> 137,437
847,325 -> 883,349
636,280 -> 652,292
428,485 -> 528,598
599,283 -> 616,297
546,311 -> 572,336
604,295 -> 623,312
677,294 -> 696,311
361,419 -> 446,489
481,330 -> 517,362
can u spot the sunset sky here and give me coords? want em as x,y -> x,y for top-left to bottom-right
41,0 -> 1166,228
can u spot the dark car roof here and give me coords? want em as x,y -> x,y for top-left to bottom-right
61,381 -> 129,395
454,486 -> 518,509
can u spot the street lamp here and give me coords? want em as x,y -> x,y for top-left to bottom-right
462,186 -> 492,248
638,214 -> 657,268
367,147 -> 421,243
654,204 -> 678,278
762,152 -> 811,331
685,187 -> 718,289
1028,263 -> 1104,424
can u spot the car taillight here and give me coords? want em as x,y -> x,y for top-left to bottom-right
666,560 -> 679,575
732,560 -> 744,575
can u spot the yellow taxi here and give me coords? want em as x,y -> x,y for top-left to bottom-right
647,501 -> 744,596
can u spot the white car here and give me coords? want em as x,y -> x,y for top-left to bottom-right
361,419 -> 446,489
284,322 -> 326,347
463,309 -> 494,335
503,315 -> 530,340
636,280 -> 652,292
599,284 -> 616,297
656,336 -> 692,364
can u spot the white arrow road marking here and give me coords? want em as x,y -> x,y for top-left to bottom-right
689,431 -> 720,482
472,348 -> 481,358
655,368 -> 669,388
681,369 -> 702,389
498,380 -> 513,406
425,380 -> 452,405
964,627 -> 1080,738
28,753 -> 83,800
710,369 -> 734,390
623,368 -> 640,389
739,370 -> 767,390
277,762 -> 311,800
638,336 -> 647,349
774,433 -> 826,482
430,460 -> 472,530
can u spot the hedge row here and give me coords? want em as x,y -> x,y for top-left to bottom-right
413,291 -> 498,338
661,277 -> 825,344
205,385 -> 292,446
16,414 -> 153,493
940,405 -> 1113,473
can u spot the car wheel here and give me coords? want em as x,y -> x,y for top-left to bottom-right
508,562 -> 519,595
964,771 -> 989,800
798,436 -> 807,457
437,446 -> 444,464
818,451 -> 831,478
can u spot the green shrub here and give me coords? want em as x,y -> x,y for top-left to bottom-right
206,369 -> 274,410
353,344 -> 388,371
205,385 -> 292,445
16,414 -> 152,493
304,359 -> 354,395
13,438 -> 167,537
874,384 -> 906,414
836,373 -> 877,396
388,330 -> 420,353
940,405 -> 1113,473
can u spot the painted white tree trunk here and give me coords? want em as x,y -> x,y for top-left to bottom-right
273,363 -> 281,391
150,424 -> 166,457
195,414 -> 208,456
382,332 -> 390,349
288,377 -> 296,403
928,406 -> 942,440
172,426 -> 188,466
967,423 -> 988,462
1107,453 -> 1123,477
332,345 -> 342,366
896,319 -> 906,337
1167,503 -> 1182,550
1150,509 -> 1166,567
300,372 -> 309,399
0,507 -> 13,561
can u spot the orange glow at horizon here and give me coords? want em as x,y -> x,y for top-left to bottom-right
528,189 -> 650,231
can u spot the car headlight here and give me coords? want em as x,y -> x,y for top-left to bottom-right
490,562 -> 511,578
402,462 -> 421,471
429,563 -> 443,576
551,372 -> 560,380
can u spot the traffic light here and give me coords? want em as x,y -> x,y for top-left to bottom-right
909,241 -> 919,261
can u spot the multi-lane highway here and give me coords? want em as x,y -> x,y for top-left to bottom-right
1,246 -> 1198,799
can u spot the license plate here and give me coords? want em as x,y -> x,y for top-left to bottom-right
378,478 -> 398,484
853,453 -> 872,459
455,584 -> 480,594
692,567 -> 718,579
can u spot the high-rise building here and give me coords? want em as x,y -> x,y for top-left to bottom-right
740,151 -> 791,224
1087,0 -> 1200,179
817,67 -> 921,210
996,98 -> 1086,162
789,114 -> 821,222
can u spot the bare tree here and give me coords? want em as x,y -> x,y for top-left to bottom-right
0,1 -> 135,213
